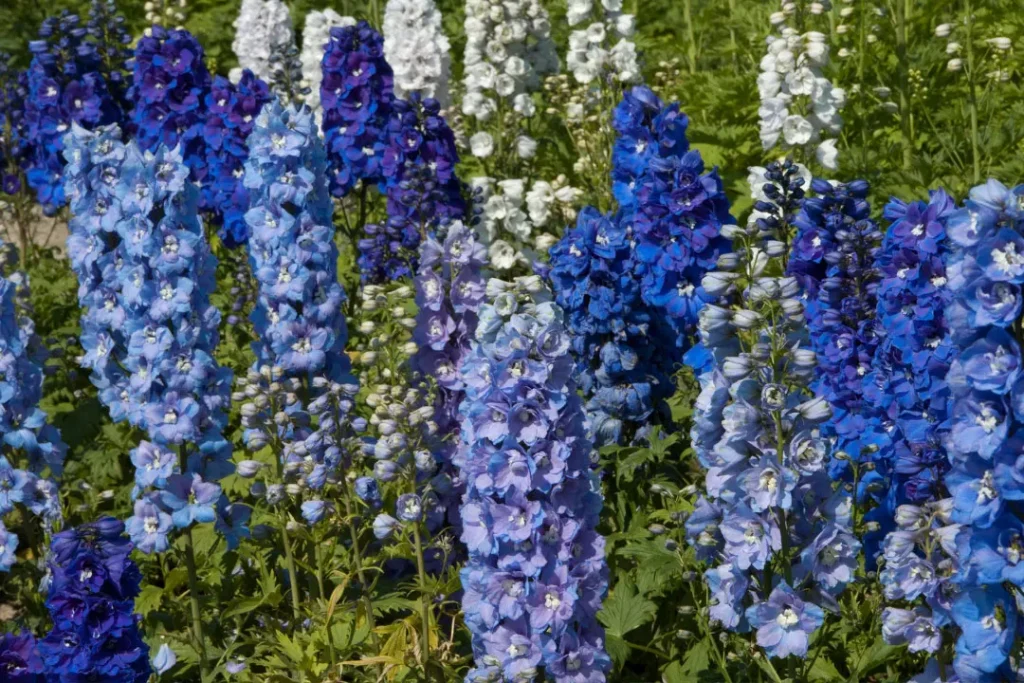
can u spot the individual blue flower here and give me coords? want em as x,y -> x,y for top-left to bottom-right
745,582 -> 824,659
125,496 -> 172,554
0,521 -> 17,571
704,563 -> 748,630
0,631 -> 44,680
951,587 -> 1016,678
373,513 -> 399,540
151,644 -> 176,674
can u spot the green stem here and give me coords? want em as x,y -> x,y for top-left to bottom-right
411,524 -> 432,677
342,491 -> 380,646
280,515 -> 303,624
182,528 -> 210,679
895,0 -> 913,170
682,0 -> 697,75
315,540 -> 337,671
964,0 -> 982,182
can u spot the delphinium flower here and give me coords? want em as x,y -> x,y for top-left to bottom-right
203,70 -> 271,246
237,100 -> 358,614
0,55 -> 30,200
320,21 -> 396,198
410,222 -> 486,484
129,26 -> 213,197
298,9 -> 354,124
461,0 -> 560,168
471,176 -> 579,276
745,160 -> 809,261
267,42 -> 309,106
565,0 -> 640,85
23,10 -> 125,213
458,275 -> 611,682
359,95 -> 465,284
0,631 -> 43,680
786,178 -> 885,483
0,251 -> 66,572
927,179 -> 1024,680
86,0 -> 133,114
37,518 -> 150,681
611,86 -> 734,361
383,0 -> 452,109
685,183 -> 858,663
232,0 -> 296,85
757,1 -> 844,170
865,191 -> 956,522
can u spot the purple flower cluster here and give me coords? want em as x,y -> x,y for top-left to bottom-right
458,277 -> 610,682
129,26 -> 212,189
320,20 -> 396,198
0,56 -> 30,197
37,518 -> 150,681
358,95 -> 466,284
240,101 -> 357,508
24,8 -> 127,213
63,124 -> 238,553
611,86 -> 733,356
0,631 -> 43,681
203,71 -> 271,246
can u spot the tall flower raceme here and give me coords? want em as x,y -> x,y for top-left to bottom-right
685,187 -> 859,663
232,0 -> 296,86
383,0 -> 452,109
565,0 -> 640,85
0,57 -> 30,199
611,86 -> 734,362
320,21 -> 396,198
299,9 -> 354,124
129,26 -> 212,193
359,95 -> 466,284
62,124 -> 239,557
239,100 -> 358,519
908,179 -> 1024,681
0,250 -> 66,572
471,176 -> 579,276
203,71 -> 271,246
757,2 -> 844,171
461,0 -> 560,168
457,276 -> 611,683
86,0 -> 133,113
37,519 -> 151,681
23,9 -> 127,214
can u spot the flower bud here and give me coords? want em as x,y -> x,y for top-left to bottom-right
236,460 -> 263,478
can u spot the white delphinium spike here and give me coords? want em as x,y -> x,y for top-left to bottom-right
565,0 -> 639,84
383,0 -> 452,108
462,0 -> 559,160
300,9 -> 356,121
232,0 -> 297,83
757,5 -> 845,170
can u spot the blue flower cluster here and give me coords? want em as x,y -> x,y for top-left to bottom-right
611,86 -> 733,354
129,26 -> 212,190
320,21 -> 395,198
787,179 -> 884,477
24,8 -> 127,213
241,100 -> 357,510
457,277 -> 610,683
63,124 -> 238,553
0,261 -> 66,571
0,56 -> 30,196
0,631 -> 43,680
359,95 -> 465,284
686,178 -> 859,660
935,179 -> 1024,680
37,518 -> 150,681
203,71 -> 271,246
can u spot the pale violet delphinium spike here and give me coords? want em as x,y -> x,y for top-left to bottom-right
758,1 -> 843,170
383,0 -> 452,109
0,241 -> 66,573
457,276 -> 610,683
299,9 -> 354,124
231,0 -> 297,85
685,164 -> 862,664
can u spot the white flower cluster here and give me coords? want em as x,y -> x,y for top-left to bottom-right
231,0 -> 296,84
757,13 -> 844,171
565,0 -> 639,84
383,0 -> 452,108
300,9 -> 356,121
471,176 -> 579,272
462,0 -> 560,159
144,0 -> 186,28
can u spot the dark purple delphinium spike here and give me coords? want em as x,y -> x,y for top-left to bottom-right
0,55 -> 30,198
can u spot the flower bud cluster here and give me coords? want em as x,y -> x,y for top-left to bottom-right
383,0 -> 452,109
471,176 -> 578,275
457,276 -> 610,682
298,10 -> 355,124
758,2 -> 845,170
565,0 -> 639,85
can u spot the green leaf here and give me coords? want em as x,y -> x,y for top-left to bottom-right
598,579 -> 658,639
134,584 -> 163,617
220,596 -> 264,621
678,639 -> 711,679
849,636 -> 899,677
807,655 -> 843,682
